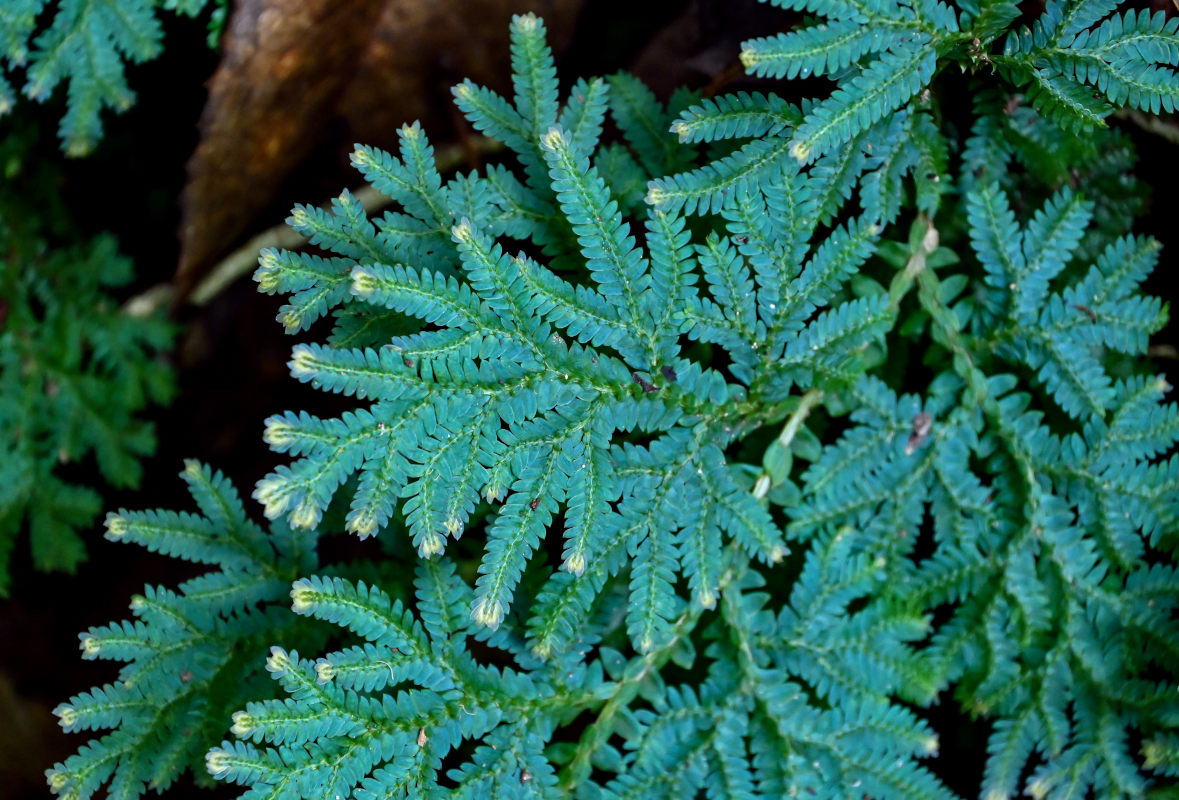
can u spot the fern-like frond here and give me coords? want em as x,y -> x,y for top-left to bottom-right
647,136 -> 795,217
669,92 -> 801,143
52,9 -> 1179,800
47,464 -> 318,800
608,71 -> 697,177
789,40 -> 936,165
741,24 -> 908,81
5,0 -> 212,153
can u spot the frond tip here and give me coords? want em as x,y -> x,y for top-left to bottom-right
290,580 -> 317,614
471,596 -> 506,628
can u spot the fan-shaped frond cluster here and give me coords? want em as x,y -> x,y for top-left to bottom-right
46,463 -> 318,800
49,4 -> 1179,799
653,0 -> 1176,228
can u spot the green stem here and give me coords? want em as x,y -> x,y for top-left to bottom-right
887,215 -> 939,309
752,388 -> 823,499
556,544 -> 742,791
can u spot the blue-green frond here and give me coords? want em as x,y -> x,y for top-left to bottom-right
906,110 -> 950,215
452,77 -> 531,155
1026,68 -> 1113,131
446,727 -> 559,798
741,24 -> 908,81
789,216 -> 882,319
627,525 -> 682,653
290,576 -> 430,652
539,125 -> 652,357
352,130 -> 446,228
910,0 -> 960,31
1075,8 -> 1179,66
400,410 -> 497,553
414,556 -> 473,642
1031,339 -> 1114,419
105,461 -> 270,569
607,71 -> 696,177
287,190 -> 394,264
1066,233 -> 1160,306
696,231 -> 758,341
229,697 -> 368,746
859,112 -> 919,223
526,551 -> 614,659
1086,376 -> 1178,468
48,465 -> 318,800
676,497 -> 724,611
203,740 -> 286,788
559,445 -> 619,577
788,40 -> 936,165
1047,0 -> 1123,40
720,181 -> 793,331
510,13 -> 560,139
854,108 -> 949,222
470,237 -> 630,353
350,262 -> 501,330
102,506 -> 243,569
966,183 -> 1026,293
668,92 -> 801,143
43,11 -> 1179,800
1047,29 -> 1179,115
257,403 -> 407,531
254,248 -> 368,333
180,459 -> 254,533
781,295 -> 894,379
643,208 -> 697,357
559,76 -> 610,155
53,684 -> 149,734
982,711 -> 1045,800
315,644 -> 439,694
1001,5 -> 1179,127
281,343 -> 430,400
0,1 -> 40,64
646,136 -> 795,216
700,447 -> 788,565
472,447 -> 563,629
808,119 -> 879,225
452,75 -> 539,182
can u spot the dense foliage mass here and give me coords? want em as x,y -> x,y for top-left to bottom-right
45,1 -> 1179,799
0,132 -> 174,596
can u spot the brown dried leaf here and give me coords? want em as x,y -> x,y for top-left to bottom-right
177,0 -> 384,293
